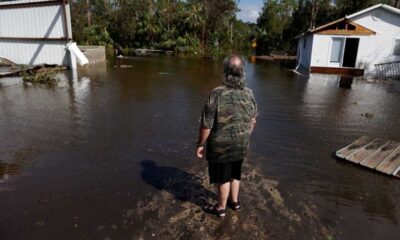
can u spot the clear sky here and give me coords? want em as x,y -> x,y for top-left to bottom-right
236,0 -> 264,23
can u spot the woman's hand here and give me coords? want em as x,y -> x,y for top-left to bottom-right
196,146 -> 205,159
196,127 -> 210,159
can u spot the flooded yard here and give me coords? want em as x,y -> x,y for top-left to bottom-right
1,56 -> 400,239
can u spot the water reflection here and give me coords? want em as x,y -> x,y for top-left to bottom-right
339,75 -> 353,89
0,162 -> 22,181
0,147 -> 36,181
0,77 -> 23,87
315,173 -> 398,223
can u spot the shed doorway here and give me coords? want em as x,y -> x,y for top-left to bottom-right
342,38 -> 359,68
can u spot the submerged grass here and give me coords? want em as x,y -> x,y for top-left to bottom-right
21,67 -> 64,86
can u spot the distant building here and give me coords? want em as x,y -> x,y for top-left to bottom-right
0,0 -> 74,67
296,4 -> 400,77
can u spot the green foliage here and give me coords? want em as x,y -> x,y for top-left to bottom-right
334,0 -> 393,18
82,25 -> 113,46
257,0 -> 297,53
70,0 -> 251,55
70,0 -> 400,56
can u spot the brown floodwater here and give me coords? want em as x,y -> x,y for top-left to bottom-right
1,56 -> 400,239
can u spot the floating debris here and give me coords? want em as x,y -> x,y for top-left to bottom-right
35,221 -> 46,227
113,65 -> 133,68
97,225 -> 105,231
22,68 -> 60,86
336,136 -> 400,178
111,224 -> 118,230
361,113 -> 374,118
120,65 -> 133,68
0,57 -> 16,66
1,64 -> 66,79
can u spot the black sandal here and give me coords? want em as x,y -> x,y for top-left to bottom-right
228,200 -> 241,211
203,204 -> 226,218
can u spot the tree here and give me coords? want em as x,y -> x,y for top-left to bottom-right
334,0 -> 392,18
257,0 -> 297,53
70,0 -> 249,54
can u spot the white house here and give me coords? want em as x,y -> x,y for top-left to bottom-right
296,4 -> 400,77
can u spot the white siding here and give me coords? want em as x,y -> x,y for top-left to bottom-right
311,34 -> 369,68
351,8 -> 400,74
297,34 -> 313,68
0,5 -> 67,38
0,0 -> 72,66
0,39 -> 69,65
310,35 -> 331,67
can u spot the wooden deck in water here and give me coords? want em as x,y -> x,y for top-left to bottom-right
336,136 -> 400,178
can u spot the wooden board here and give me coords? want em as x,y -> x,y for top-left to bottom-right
346,139 -> 386,163
336,136 -> 400,179
394,166 -> 400,177
336,136 -> 371,158
376,147 -> 400,175
310,67 -> 364,76
360,141 -> 400,168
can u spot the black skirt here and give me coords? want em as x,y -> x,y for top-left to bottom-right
208,160 -> 243,184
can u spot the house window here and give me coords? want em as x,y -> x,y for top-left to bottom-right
330,38 -> 344,62
393,39 -> 400,56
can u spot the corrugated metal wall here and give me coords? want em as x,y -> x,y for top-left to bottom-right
0,40 -> 69,65
0,0 -> 72,66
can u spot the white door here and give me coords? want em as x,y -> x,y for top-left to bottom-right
329,38 -> 345,68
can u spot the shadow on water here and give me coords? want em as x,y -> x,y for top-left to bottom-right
140,160 -> 216,207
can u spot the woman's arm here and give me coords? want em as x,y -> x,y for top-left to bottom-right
250,117 -> 256,134
196,127 -> 211,159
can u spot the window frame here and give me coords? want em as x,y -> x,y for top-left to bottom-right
329,37 -> 345,64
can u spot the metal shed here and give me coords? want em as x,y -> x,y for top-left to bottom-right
0,0 -> 74,67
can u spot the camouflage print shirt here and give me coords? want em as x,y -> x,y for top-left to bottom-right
200,86 -> 257,163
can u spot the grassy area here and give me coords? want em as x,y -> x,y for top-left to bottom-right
21,67 -> 62,86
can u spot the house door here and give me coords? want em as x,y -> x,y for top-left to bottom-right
342,38 -> 359,68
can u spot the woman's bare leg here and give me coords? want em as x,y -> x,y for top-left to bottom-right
229,179 -> 240,202
217,182 -> 230,209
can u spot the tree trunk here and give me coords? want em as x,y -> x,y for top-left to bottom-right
201,23 -> 206,51
86,0 -> 91,26
310,0 -> 318,30
201,0 -> 208,52
395,0 -> 400,8
230,21 -> 233,44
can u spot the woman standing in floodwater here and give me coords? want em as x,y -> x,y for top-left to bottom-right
196,54 -> 257,218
